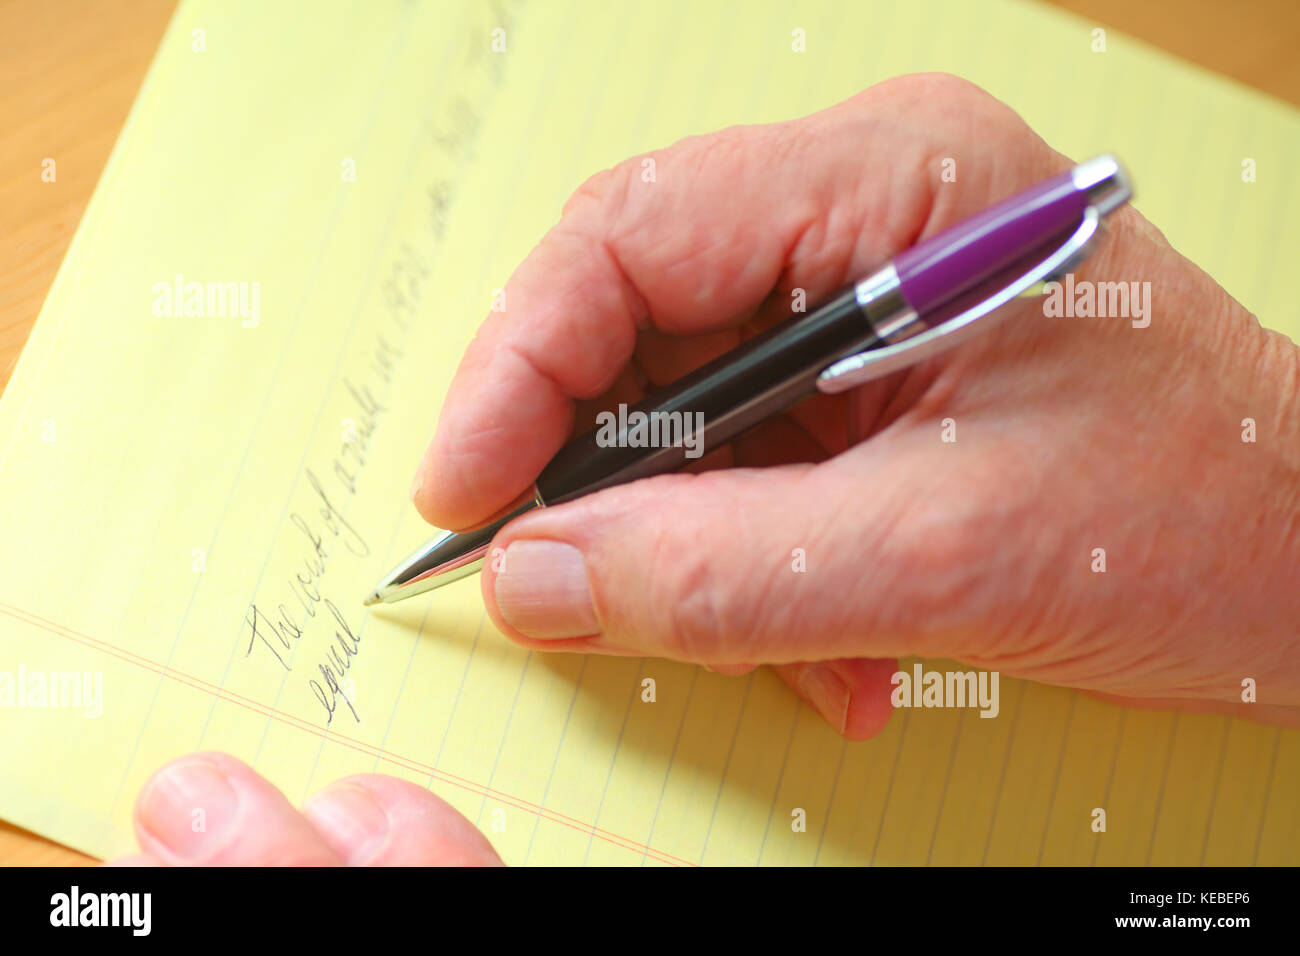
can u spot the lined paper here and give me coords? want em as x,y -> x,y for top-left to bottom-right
1,0 -> 1297,865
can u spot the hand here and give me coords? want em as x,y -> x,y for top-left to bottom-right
412,73 -> 1300,738
106,753 -> 502,866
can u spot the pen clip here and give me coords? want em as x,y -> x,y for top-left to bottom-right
815,206 -> 1103,394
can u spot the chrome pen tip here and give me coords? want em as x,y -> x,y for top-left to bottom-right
362,591 -> 382,607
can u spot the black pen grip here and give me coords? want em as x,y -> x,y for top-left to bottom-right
535,288 -> 877,504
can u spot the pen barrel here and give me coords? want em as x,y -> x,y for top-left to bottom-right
535,289 -> 878,504
894,169 -> 1089,315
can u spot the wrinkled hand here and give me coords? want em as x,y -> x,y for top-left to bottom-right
412,73 -> 1300,737
107,753 -> 501,866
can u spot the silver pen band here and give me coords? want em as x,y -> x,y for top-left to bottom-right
853,263 -> 922,344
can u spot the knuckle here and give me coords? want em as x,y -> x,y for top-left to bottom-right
656,546 -> 738,662
641,495 -> 758,662
557,158 -> 646,254
851,72 -> 1030,150
862,72 -> 994,113
562,162 -> 627,219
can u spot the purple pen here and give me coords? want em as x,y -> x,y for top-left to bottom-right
367,156 -> 1133,604
817,154 -> 1132,393
895,156 -> 1131,315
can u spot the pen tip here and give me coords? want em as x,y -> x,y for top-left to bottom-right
362,591 -> 381,607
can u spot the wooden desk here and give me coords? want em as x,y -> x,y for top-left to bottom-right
1,0 -> 1296,866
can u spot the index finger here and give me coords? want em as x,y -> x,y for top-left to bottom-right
412,77 -> 1009,530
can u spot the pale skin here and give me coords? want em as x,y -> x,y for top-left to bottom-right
109,75 -> 1300,865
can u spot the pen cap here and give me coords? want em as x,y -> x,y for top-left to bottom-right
894,156 -> 1131,316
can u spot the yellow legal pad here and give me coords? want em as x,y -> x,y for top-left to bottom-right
1,0 -> 1297,865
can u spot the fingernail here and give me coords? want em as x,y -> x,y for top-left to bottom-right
494,540 -> 599,639
304,784 -> 390,865
798,665 -> 850,735
138,757 -> 238,860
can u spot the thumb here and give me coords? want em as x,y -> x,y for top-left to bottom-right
480,451 -> 965,667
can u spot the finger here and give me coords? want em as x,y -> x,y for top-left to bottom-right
481,442 -> 968,667
413,75 -> 1034,531
413,130 -> 846,531
773,657 -> 900,740
101,854 -> 157,867
133,752 -> 343,866
303,775 -> 504,866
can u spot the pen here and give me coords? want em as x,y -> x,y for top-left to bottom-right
365,155 -> 1133,605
